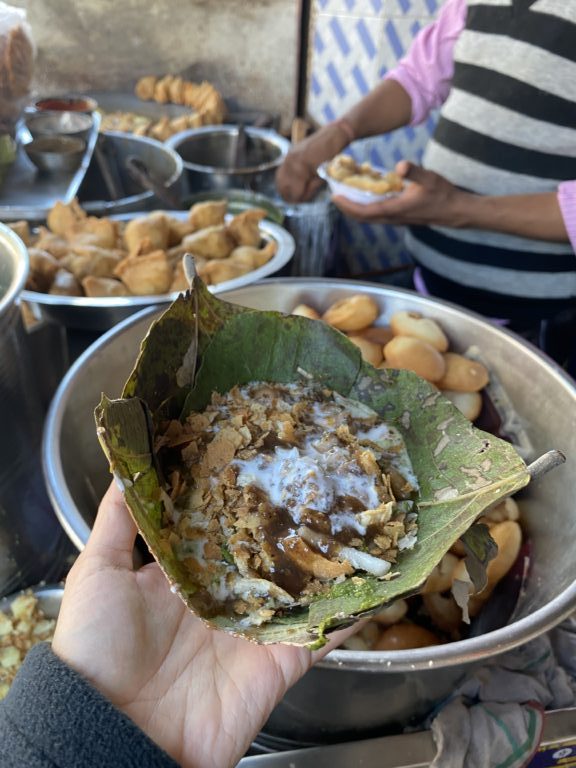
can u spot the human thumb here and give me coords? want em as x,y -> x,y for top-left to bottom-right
395,160 -> 427,184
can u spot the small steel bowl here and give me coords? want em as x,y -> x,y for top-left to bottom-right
24,110 -> 94,142
29,94 -> 99,114
24,136 -> 86,174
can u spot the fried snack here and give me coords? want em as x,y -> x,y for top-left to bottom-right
326,154 -> 356,181
422,592 -> 463,635
228,240 -> 277,269
124,212 -> 170,255
166,215 -> 196,247
322,294 -> 380,332
135,75 -> 156,100
49,268 -> 82,296
390,311 -> 449,352
420,552 -> 460,594
7,220 -> 30,245
346,335 -> 383,367
383,336 -> 446,382
47,199 -> 86,238
436,353 -> 489,392
188,199 -> 227,230
371,599 -> 408,626
356,325 -> 394,346
34,227 -> 71,260
61,245 -> 123,281
372,623 -> 440,651
133,74 -> 226,128
227,208 -> 267,247
26,248 -> 59,292
197,259 -> 251,285
81,276 -> 131,297
326,154 -> 404,195
292,304 -> 320,320
114,249 -> 172,295
182,225 -> 236,259
69,216 -> 119,250
442,390 -> 483,421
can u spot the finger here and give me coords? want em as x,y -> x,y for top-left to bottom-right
85,480 -> 138,569
302,175 -> 324,202
332,195 -> 403,222
395,159 -> 413,178
396,161 -> 428,185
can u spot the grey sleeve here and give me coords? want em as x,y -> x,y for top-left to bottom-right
0,642 -> 180,768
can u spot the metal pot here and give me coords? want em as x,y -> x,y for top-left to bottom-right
43,278 -> 576,740
77,131 -> 184,215
166,125 -> 290,196
0,225 -> 70,597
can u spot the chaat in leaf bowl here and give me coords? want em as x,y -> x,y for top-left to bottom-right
95,274 -> 534,648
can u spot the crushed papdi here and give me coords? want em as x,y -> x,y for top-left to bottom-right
157,382 -> 419,627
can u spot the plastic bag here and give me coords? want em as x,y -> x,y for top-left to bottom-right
0,2 -> 35,134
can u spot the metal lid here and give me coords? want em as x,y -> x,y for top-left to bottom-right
0,223 -> 28,320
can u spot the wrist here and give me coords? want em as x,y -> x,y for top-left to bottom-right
333,117 -> 356,145
448,190 -> 479,229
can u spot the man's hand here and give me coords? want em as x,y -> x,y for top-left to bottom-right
52,483 -> 353,768
275,122 -> 351,203
333,161 -> 471,227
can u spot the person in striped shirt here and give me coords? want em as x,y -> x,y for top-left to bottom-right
277,0 -> 576,364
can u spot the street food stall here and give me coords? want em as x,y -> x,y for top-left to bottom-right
1,1 -> 576,766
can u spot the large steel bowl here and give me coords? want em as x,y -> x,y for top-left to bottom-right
0,225 -> 70,597
77,130 -> 183,216
43,278 -> 576,741
21,215 -> 295,332
167,125 -> 290,196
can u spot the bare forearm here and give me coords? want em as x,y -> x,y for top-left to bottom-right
343,78 -> 413,139
455,191 -> 569,242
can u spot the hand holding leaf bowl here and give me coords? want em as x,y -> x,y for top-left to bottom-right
95,273 -> 559,648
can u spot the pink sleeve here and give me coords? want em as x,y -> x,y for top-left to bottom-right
558,181 -> 576,253
384,0 -> 467,125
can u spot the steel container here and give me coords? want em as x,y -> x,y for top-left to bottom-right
0,225 -> 70,597
166,125 -> 290,196
78,131 -> 184,216
43,278 -> 576,741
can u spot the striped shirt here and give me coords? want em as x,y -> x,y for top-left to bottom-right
387,0 -> 576,307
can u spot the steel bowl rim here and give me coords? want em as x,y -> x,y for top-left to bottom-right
28,94 -> 99,114
43,277 -> 576,670
24,110 -> 94,134
0,584 -> 64,619
0,222 -> 29,319
166,124 -> 291,175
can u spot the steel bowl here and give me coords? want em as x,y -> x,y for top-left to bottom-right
24,111 -> 94,142
28,95 -> 99,114
23,136 -> 87,174
0,584 -> 63,620
0,225 -> 71,598
21,213 -> 295,332
78,131 -> 184,216
167,125 -> 290,196
42,278 -> 576,740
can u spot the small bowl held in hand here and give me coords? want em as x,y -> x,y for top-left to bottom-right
24,110 -> 94,142
24,136 -> 87,174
